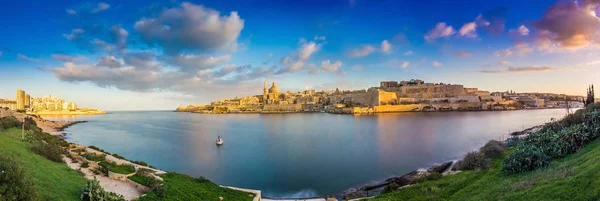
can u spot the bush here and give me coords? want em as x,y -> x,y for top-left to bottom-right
80,179 -> 126,201
81,162 -> 89,168
98,161 -> 115,175
0,116 -> 21,130
88,146 -> 110,155
129,173 -> 162,188
412,172 -> 443,184
0,154 -> 37,201
83,153 -> 106,162
31,140 -> 64,163
502,145 -> 550,174
112,154 -> 125,160
480,140 -> 507,158
381,182 -> 401,194
132,160 -> 148,166
459,152 -> 490,170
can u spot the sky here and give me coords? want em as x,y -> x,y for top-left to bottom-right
0,0 -> 599,110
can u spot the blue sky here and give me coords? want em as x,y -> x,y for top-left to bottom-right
1,0 -> 599,110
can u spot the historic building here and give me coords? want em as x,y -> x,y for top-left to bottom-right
263,82 -> 281,104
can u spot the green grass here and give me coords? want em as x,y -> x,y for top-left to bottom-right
0,128 -> 87,200
371,139 -> 600,201
138,172 -> 255,201
83,152 -> 106,162
128,173 -> 162,187
109,164 -> 136,174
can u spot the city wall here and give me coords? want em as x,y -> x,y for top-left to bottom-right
262,104 -> 303,112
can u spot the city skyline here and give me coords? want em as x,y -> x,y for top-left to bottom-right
1,0 -> 599,110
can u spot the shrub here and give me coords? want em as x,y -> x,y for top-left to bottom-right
80,179 -> 126,201
505,137 -> 521,148
129,173 -> 162,188
412,172 -> 443,184
480,140 -> 507,158
502,145 -> 550,174
83,153 -> 106,162
98,161 -> 115,175
132,160 -> 148,166
0,154 -> 37,201
31,140 -> 64,163
0,116 -> 21,130
381,182 -> 401,194
81,162 -> 89,168
112,154 -> 125,160
458,152 -> 490,170
109,164 -> 135,174
88,146 -> 110,155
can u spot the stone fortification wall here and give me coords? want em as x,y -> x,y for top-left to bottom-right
263,104 -> 303,111
400,84 -> 465,98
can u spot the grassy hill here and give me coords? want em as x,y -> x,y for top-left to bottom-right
0,128 -> 87,200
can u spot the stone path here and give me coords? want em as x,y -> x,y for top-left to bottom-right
63,156 -> 143,200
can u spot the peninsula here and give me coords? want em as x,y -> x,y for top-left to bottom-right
176,79 -> 584,115
0,89 -> 105,116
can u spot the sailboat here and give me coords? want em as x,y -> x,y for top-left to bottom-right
216,136 -> 224,145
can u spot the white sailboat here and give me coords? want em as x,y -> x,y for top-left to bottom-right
216,136 -> 224,145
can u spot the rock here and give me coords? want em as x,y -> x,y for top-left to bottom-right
428,161 -> 453,173
326,195 -> 338,201
219,196 -> 223,201
343,188 -> 365,200
451,160 -> 462,171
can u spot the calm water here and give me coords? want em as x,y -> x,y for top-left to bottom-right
45,109 -> 566,197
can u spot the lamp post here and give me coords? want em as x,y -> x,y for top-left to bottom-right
22,118 -> 25,140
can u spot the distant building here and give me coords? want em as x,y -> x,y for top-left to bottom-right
24,94 -> 30,108
380,81 -> 398,88
16,89 -> 25,110
0,99 -> 17,110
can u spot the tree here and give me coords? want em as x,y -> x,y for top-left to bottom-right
585,84 -> 595,107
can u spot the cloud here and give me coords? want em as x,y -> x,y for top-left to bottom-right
348,45 -> 375,58
91,2 -> 110,13
500,61 -> 511,66
122,52 -> 162,71
532,0 -> 600,50
97,56 -> 124,68
401,61 -> 409,68
424,22 -> 456,42
318,60 -> 344,74
276,40 -> 324,73
17,54 -> 39,62
455,50 -> 472,57
404,50 -> 414,55
110,25 -> 128,52
475,14 -> 490,27
351,65 -> 364,71
459,22 -> 477,38
494,49 -> 512,57
267,53 -> 273,57
298,41 -> 320,61
380,40 -> 392,54
432,61 -> 442,67
514,41 -> 533,56
478,66 -> 554,73
167,54 -> 231,71
66,9 -> 76,15
134,2 -> 244,55
51,54 -> 87,62
90,39 -> 116,52
509,25 -> 530,36
478,8 -> 507,35
63,29 -> 85,41
314,35 -> 326,41
280,56 -> 293,65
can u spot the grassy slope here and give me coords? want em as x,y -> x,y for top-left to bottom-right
371,139 -> 600,201
139,173 -> 254,201
0,128 -> 87,201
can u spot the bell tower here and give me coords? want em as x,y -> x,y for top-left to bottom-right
263,81 -> 268,104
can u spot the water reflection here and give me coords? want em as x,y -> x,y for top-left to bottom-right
49,109 -> 567,197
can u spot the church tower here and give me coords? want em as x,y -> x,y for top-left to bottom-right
263,81 -> 268,104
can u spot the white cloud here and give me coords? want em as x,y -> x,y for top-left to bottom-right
401,61 -> 409,68
404,50 -> 414,55
432,61 -> 442,67
424,22 -> 456,42
134,2 -> 244,55
17,54 -> 39,62
277,40 -> 324,73
66,9 -> 76,15
351,65 -> 364,71
298,41 -> 321,61
90,39 -> 116,52
319,60 -> 344,74
475,14 -> 490,26
167,54 -> 231,71
91,2 -> 110,13
514,41 -> 533,56
500,61 -> 511,66
578,60 -> 600,66
494,49 -> 513,57
380,40 -> 392,54
459,22 -> 477,38
97,56 -> 124,68
267,53 -> 273,57
348,45 -> 375,58
510,25 -> 530,36
51,54 -> 87,62
314,35 -> 326,41
63,29 -> 84,41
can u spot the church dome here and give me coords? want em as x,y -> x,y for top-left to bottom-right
269,82 -> 279,94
